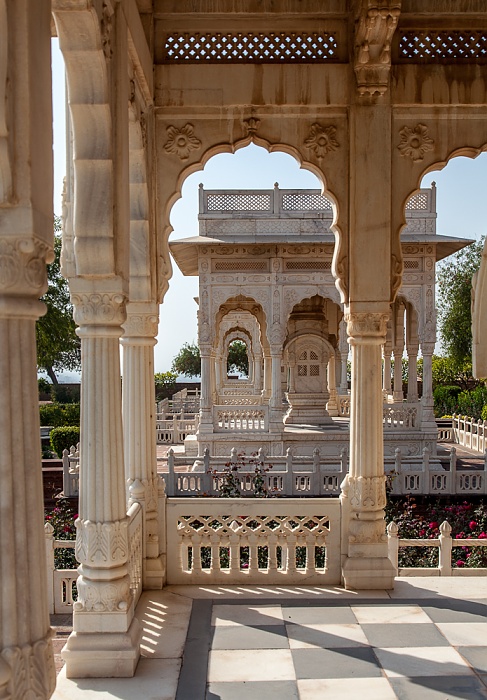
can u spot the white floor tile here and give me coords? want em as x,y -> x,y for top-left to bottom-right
211,604 -> 284,626
208,649 -> 295,682
287,623 -> 369,648
435,622 -> 487,646
352,605 -> 432,624
298,677 -> 397,700
375,646 -> 472,678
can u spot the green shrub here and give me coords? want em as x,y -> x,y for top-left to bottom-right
433,385 -> 461,417
39,403 -> 80,428
38,377 -> 51,397
50,426 -> 80,458
456,386 -> 487,420
50,384 -> 80,404
482,405 -> 487,422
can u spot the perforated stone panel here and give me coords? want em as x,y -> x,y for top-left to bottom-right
285,260 -> 331,270
405,193 -> 428,210
403,259 -> 420,269
399,31 -> 487,62
207,193 -> 272,211
213,260 -> 268,271
282,192 -> 333,211
161,32 -> 339,63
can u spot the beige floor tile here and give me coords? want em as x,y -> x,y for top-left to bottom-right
298,677 -> 397,699
208,649 -> 295,682
352,604 -> 432,624
51,658 -> 180,700
136,591 -> 192,659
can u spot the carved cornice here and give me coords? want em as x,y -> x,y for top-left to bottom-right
71,292 -> 126,326
0,237 -> 52,297
354,0 -> 401,96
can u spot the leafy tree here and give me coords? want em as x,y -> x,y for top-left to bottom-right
154,371 -> 178,400
36,218 -> 80,384
436,236 -> 485,367
171,342 -> 201,378
431,354 -> 474,391
227,340 -> 249,376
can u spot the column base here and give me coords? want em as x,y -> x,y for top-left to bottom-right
143,554 -> 165,589
62,616 -> 141,678
342,556 -> 395,590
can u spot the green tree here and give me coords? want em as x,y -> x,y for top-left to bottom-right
436,236 -> 485,367
171,342 -> 201,377
154,371 -> 178,400
36,218 -> 80,384
227,340 -> 249,376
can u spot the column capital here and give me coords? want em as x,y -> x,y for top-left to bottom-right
122,303 -> 159,339
0,235 -> 53,298
72,291 -> 126,327
346,311 -> 389,344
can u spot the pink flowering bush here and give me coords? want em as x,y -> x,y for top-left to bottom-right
45,498 -> 77,569
385,496 -> 487,569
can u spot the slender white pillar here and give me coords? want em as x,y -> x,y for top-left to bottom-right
407,348 -> 419,402
392,304 -> 405,402
254,352 -> 262,393
263,354 -> 272,398
269,348 -> 283,428
327,354 -> 339,416
122,307 -> 164,589
421,343 -> 437,430
383,350 -> 392,395
63,290 -> 141,678
342,310 -> 395,590
0,298 -> 56,700
198,345 -> 213,434
338,319 -> 349,392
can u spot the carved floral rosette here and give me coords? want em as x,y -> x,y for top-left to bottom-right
71,292 -> 126,326
347,475 -> 387,511
75,518 -> 129,568
1,636 -> 56,700
0,237 -> 53,297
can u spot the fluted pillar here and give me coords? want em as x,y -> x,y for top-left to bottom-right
342,311 -> 395,590
393,304 -> 405,402
269,347 -> 283,428
0,297 -> 56,700
122,306 -> 164,589
198,345 -> 213,434
327,355 -> 339,416
62,290 -> 140,678
421,342 -> 437,430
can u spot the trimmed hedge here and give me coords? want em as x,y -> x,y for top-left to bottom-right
50,426 -> 80,458
39,403 -> 80,428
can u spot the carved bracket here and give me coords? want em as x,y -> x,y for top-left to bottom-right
354,0 -> 401,96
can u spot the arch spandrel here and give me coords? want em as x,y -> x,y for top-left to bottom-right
391,119 -> 487,303
156,122 -> 349,303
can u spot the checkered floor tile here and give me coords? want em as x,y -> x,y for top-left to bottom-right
176,599 -> 487,700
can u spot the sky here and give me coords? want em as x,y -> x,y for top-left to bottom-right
51,40 -> 487,378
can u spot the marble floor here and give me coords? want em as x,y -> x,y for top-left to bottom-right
52,578 -> 487,700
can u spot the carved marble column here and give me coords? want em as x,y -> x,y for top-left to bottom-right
338,319 -> 349,393
254,351 -> 262,393
342,311 -> 395,590
383,319 -> 393,397
269,347 -> 283,428
393,304 -> 405,402
122,305 -> 164,589
421,342 -> 437,430
406,306 -> 419,402
62,289 -> 141,678
198,344 -> 214,434
263,353 -> 272,399
326,355 -> 339,416
0,245 -> 56,700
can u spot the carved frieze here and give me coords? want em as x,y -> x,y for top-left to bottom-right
348,475 -> 387,511
72,292 -> 126,326
164,123 -> 201,161
304,123 -> 339,158
398,124 -> 434,162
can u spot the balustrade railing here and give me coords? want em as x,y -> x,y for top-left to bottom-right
166,497 -> 341,585
62,444 -> 79,497
214,405 -> 268,431
45,503 -> 143,614
156,415 -> 199,444
388,520 -> 487,576
383,404 -> 419,429
453,414 -> 487,453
